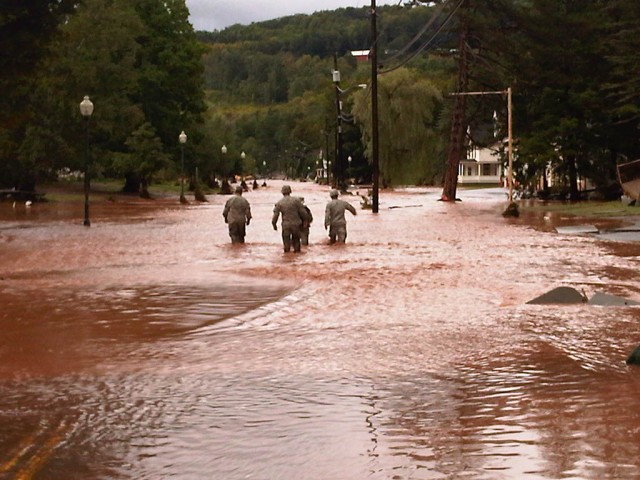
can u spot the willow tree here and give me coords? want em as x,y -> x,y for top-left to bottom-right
352,67 -> 444,187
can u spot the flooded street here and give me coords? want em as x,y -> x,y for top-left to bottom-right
1,180 -> 640,479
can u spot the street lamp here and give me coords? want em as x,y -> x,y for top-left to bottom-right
262,160 -> 266,177
218,145 -> 230,193
348,155 -> 352,180
221,145 -> 227,180
240,151 -> 246,184
79,95 -> 94,227
179,130 -> 187,204
221,144 -> 227,182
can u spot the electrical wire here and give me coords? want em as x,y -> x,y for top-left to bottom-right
379,0 -> 465,74
378,0 -> 450,66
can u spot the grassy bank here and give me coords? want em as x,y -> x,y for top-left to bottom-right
41,179 -> 213,203
517,199 -> 640,218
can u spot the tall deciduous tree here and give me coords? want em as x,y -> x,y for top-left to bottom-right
132,0 -> 206,151
25,0 -> 145,185
0,0 -> 79,189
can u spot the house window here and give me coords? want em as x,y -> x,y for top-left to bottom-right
481,164 -> 495,176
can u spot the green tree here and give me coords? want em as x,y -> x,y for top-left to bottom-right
13,0 -> 145,191
0,0 -> 79,189
131,0 -> 206,166
602,1 -> 640,163
113,122 -> 171,197
505,0 -> 612,199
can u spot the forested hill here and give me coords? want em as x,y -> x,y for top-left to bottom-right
196,6 -> 443,57
195,5 -> 453,105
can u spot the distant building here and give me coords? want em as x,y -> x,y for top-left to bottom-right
350,50 -> 370,62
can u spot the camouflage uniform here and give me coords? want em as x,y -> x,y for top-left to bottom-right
223,188 -> 252,244
324,190 -> 356,244
299,197 -> 313,245
272,186 -> 309,253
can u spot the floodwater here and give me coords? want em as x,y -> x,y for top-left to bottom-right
1,181 -> 640,480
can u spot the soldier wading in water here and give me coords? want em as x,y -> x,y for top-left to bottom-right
272,185 -> 310,253
324,189 -> 356,244
222,186 -> 252,244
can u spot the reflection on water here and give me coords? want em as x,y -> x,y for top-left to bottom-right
2,183 -> 640,479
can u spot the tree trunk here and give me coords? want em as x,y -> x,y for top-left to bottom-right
441,7 -> 469,202
140,177 -> 151,199
568,155 -> 579,201
122,173 -> 141,194
18,176 -> 37,192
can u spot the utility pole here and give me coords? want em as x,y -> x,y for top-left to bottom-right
507,86 -> 513,203
371,0 -> 380,213
333,53 -> 343,189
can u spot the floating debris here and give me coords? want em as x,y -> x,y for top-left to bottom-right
526,286 -> 587,305
555,225 -> 599,235
626,345 -> 640,365
527,287 -> 639,306
588,292 -> 640,306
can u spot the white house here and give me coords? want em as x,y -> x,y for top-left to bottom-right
458,142 -> 503,185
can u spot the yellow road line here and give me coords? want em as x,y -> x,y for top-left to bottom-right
2,420 -> 71,480
0,428 -> 43,474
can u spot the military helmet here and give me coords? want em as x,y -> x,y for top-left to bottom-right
329,189 -> 339,198
234,186 -> 243,194
281,185 -> 292,194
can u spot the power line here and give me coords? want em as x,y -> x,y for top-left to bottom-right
379,0 -> 450,66
379,0 -> 464,74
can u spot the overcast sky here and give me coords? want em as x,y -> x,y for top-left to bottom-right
186,0 -> 402,32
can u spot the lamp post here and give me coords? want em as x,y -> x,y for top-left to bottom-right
79,95 -> 94,227
348,155 -> 352,180
262,160 -> 266,177
221,144 -> 227,181
240,151 -> 246,184
179,130 -> 187,204
332,59 -> 342,189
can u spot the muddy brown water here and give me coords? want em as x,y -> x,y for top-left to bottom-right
1,181 -> 640,479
